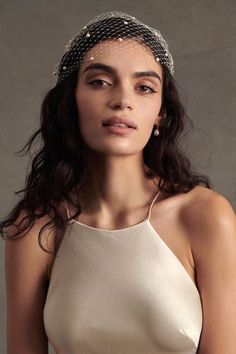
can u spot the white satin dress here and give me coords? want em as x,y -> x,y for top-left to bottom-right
43,190 -> 202,354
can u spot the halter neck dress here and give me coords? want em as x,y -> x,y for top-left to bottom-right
43,190 -> 202,354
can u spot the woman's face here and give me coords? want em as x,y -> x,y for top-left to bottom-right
75,39 -> 163,156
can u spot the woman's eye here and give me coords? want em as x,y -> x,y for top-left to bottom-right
88,79 -> 111,87
138,85 -> 156,93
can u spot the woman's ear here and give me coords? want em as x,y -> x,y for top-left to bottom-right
157,106 -> 166,126
155,110 -> 166,126
155,115 -> 162,126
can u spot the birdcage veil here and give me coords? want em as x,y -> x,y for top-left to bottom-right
53,11 -> 174,83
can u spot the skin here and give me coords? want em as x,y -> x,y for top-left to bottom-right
5,38 -> 236,354
75,39 -> 164,222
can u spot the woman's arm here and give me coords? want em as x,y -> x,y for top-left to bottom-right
5,212 -> 55,354
186,187 -> 236,353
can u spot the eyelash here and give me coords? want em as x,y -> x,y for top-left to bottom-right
88,79 -> 157,94
88,79 -> 111,88
139,85 -> 156,94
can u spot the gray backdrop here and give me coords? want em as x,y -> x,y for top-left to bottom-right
1,0 -> 235,353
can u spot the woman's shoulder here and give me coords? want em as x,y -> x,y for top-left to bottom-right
182,185 -> 235,225
178,191 -> 236,351
180,185 -> 236,251
6,201 -> 68,282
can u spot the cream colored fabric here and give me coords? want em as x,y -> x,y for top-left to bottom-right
44,191 -> 202,354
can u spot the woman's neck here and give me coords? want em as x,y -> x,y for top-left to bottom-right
77,153 -> 159,216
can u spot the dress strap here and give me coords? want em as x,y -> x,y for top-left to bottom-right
64,191 -> 160,223
64,200 -> 71,219
64,200 -> 75,224
147,189 -> 161,221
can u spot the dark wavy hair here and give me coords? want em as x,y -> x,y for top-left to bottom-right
0,34 -> 212,255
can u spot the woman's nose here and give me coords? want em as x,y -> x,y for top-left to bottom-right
108,85 -> 132,110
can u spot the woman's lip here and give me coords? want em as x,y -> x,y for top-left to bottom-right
102,116 -> 137,129
103,123 -> 134,128
102,124 -> 136,135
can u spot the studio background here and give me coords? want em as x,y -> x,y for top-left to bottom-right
0,0 -> 235,353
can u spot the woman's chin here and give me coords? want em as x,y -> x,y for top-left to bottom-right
84,143 -> 143,157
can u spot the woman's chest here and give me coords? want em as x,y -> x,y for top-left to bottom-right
44,223 -> 202,354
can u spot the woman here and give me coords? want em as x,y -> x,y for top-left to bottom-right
2,11 -> 236,354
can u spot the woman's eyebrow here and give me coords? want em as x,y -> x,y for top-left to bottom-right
133,71 -> 162,83
82,63 -> 162,83
82,63 -> 114,75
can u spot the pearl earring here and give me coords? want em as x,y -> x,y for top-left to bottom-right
153,126 -> 160,136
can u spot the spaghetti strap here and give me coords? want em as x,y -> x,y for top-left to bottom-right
147,189 -> 161,221
64,200 -> 71,219
64,190 -> 160,224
